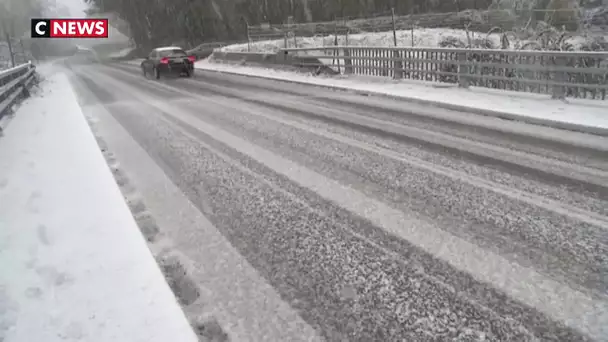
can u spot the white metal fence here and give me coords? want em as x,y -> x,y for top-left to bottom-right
281,46 -> 608,100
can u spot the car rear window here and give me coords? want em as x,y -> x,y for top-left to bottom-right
158,49 -> 187,57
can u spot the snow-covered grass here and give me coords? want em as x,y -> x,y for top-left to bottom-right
223,28 -> 504,52
0,67 -> 197,342
220,28 -> 608,53
221,27 -> 605,53
194,59 -> 608,134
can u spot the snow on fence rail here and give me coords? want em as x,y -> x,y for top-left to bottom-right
281,46 -> 608,100
0,62 -> 36,118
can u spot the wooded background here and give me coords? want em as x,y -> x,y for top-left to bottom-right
81,0 -> 601,49
0,0 -> 605,63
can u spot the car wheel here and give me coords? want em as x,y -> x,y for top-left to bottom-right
154,67 -> 160,80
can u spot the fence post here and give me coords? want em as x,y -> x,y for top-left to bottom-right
246,24 -> 251,52
343,30 -> 353,75
411,25 -> 415,46
287,16 -> 297,48
334,34 -> 341,74
344,47 -> 353,74
551,55 -> 567,99
457,50 -> 470,88
391,8 -> 398,47
393,49 -> 403,80
390,8 -> 403,80
409,9 -> 415,47
19,39 -> 26,63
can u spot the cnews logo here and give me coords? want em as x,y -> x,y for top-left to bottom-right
31,18 -> 108,38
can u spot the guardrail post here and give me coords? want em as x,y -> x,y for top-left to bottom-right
457,51 -> 470,88
551,55 -> 567,100
277,49 -> 292,66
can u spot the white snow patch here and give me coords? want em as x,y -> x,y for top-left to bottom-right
0,68 -> 197,342
125,59 -> 145,66
155,46 -> 185,51
109,47 -> 136,58
194,59 -> 608,132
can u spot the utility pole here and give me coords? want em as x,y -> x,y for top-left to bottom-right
20,39 -> 26,63
0,6 -> 15,68
391,8 -> 398,47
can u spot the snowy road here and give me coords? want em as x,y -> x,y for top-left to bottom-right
66,61 -> 608,341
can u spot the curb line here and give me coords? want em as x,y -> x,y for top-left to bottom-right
196,61 -> 608,137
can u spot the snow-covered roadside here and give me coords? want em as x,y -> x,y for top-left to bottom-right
224,27 -> 608,53
194,59 -> 608,135
0,69 -> 197,342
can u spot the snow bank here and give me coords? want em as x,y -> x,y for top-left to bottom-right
194,59 -> 608,134
0,68 -> 197,342
109,47 -> 136,58
124,58 -> 144,66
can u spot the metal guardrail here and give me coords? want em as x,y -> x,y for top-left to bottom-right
281,47 -> 608,100
0,62 -> 36,119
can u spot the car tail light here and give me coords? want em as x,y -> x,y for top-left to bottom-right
187,56 -> 196,62
160,57 -> 169,64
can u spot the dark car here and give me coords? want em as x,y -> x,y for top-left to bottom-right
71,47 -> 100,64
141,47 -> 195,79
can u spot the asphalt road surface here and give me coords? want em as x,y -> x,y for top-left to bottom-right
64,59 -> 608,342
